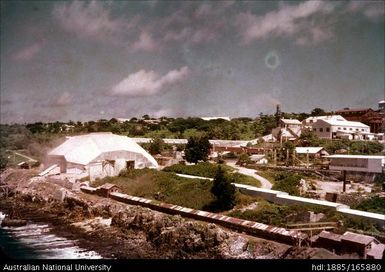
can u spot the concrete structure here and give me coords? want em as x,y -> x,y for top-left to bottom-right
80,186 -> 308,245
325,155 -> 385,174
310,118 -> 370,140
131,137 -> 259,147
46,133 -> 158,181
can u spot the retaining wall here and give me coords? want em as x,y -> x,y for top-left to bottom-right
80,187 -> 308,245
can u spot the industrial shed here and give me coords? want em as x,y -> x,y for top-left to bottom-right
46,132 -> 158,181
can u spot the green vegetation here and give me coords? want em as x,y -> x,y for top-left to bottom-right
184,135 -> 211,164
147,137 -> 166,155
228,201 -> 384,234
94,168 -> 215,210
163,162 -> 231,178
271,172 -> 302,196
93,168 -> 254,211
351,196 -> 385,214
228,201 -> 335,226
163,162 -> 261,187
210,166 -> 236,211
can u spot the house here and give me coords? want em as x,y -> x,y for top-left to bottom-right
272,118 -> 302,142
312,231 -> 384,259
310,118 -> 370,140
250,154 -> 268,164
45,132 -> 158,181
340,231 -> 381,258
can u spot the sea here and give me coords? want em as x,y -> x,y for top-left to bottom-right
0,212 -> 102,259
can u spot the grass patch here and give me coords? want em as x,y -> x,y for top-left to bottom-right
163,162 -> 261,187
163,162 -> 232,178
93,168 -> 215,210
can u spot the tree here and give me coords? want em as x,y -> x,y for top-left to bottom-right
184,135 -> 212,164
311,108 -> 326,116
148,137 -> 165,155
298,129 -> 321,147
211,166 -> 236,210
237,153 -> 252,166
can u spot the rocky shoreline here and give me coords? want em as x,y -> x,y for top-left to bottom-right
0,169 -> 339,259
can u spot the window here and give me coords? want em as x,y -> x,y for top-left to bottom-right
349,128 -> 352,131
320,128 -> 323,132
326,128 -> 330,132
313,128 -> 316,132
343,128 -> 346,130
361,129 -> 364,131
338,127 -> 341,130
356,128 -> 359,131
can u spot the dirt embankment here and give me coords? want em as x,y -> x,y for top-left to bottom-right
0,169 -> 339,259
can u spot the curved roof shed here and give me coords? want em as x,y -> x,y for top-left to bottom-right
48,133 -> 158,169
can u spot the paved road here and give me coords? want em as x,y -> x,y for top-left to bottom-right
226,161 -> 273,189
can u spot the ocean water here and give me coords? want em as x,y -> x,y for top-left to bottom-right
0,212 -> 102,259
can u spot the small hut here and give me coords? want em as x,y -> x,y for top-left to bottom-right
97,183 -> 121,198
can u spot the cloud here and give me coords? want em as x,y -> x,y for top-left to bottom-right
132,31 -> 156,52
109,66 -> 190,97
52,1 -> 126,41
53,92 -> 73,106
348,1 -> 384,19
13,42 -> 42,61
235,1 -> 334,45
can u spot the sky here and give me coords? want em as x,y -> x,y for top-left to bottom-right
1,0 -> 384,123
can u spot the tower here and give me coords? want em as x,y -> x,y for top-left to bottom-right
275,104 -> 282,126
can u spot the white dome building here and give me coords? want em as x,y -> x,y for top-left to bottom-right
46,132 -> 158,181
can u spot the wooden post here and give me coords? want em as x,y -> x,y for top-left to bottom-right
342,170 -> 347,193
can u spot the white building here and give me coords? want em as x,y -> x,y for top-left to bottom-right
46,132 -> 158,181
200,116 -> 231,121
272,118 -> 302,141
310,118 -> 370,140
325,155 -> 385,173
295,147 -> 329,157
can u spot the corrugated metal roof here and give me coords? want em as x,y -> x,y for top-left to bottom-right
325,155 -> 385,159
341,231 -> 375,245
305,115 -> 346,122
48,133 -> 158,168
319,119 -> 369,128
318,231 -> 341,242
